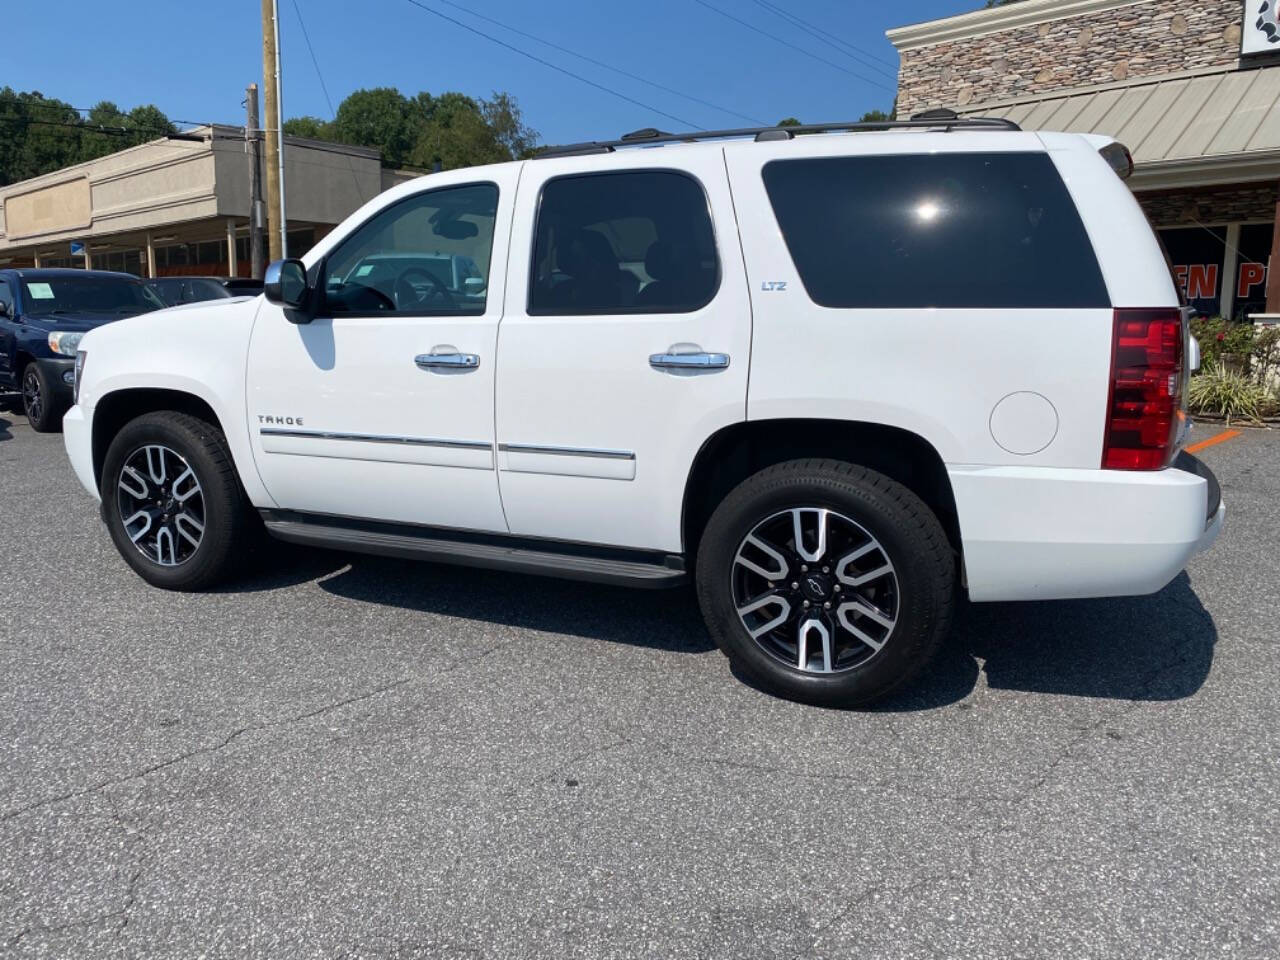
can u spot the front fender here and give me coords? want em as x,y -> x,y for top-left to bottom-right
75,300 -> 275,508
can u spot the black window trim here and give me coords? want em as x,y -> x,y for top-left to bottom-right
525,167 -> 723,317
760,151 -> 1110,312
315,179 -> 501,320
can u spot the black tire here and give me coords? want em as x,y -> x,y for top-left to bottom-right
101,411 -> 256,590
695,459 -> 955,708
22,363 -> 65,433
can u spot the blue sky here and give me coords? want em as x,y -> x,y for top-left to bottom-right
9,0 -> 979,145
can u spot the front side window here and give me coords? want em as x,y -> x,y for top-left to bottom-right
19,276 -> 165,316
762,152 -> 1109,310
323,183 -> 499,317
0,279 -> 13,314
529,171 -> 719,315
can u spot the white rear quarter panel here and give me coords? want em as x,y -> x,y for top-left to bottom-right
724,133 -> 1116,469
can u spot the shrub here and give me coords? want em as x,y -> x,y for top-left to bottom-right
1191,316 -> 1254,369
1188,363 -> 1270,424
1252,326 -> 1280,388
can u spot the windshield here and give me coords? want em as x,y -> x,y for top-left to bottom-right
20,275 -> 166,316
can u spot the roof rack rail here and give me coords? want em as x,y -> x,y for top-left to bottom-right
536,114 -> 1021,159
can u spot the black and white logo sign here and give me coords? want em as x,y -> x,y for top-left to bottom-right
1244,0 -> 1280,55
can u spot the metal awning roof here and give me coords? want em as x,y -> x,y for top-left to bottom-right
959,65 -> 1280,188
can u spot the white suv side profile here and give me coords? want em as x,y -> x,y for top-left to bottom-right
62,117 -> 1223,707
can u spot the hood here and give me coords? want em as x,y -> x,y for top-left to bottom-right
21,310 -> 155,332
150,296 -> 258,315
77,295 -> 261,358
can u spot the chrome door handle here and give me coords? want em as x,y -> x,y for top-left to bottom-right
415,351 -> 480,371
649,352 -> 730,370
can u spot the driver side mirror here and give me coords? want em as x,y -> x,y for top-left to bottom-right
264,259 -> 311,320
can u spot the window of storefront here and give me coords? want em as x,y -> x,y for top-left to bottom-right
1236,224 -> 1273,321
158,244 -> 189,267
1159,227 -> 1226,316
1157,224 -> 1274,321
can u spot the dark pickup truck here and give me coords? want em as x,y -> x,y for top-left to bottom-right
0,269 -> 165,431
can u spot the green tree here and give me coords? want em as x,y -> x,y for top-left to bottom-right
482,91 -> 538,160
125,105 -> 174,137
776,117 -> 802,127
330,87 -> 418,168
282,115 -> 331,140
0,89 -> 176,185
6,91 -> 82,185
411,92 -> 495,170
79,101 -> 174,163
293,86 -> 538,171
859,109 -> 891,123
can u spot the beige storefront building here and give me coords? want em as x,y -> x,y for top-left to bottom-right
0,126 -> 417,277
889,0 -> 1280,322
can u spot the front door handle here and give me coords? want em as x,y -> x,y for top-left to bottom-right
415,349 -> 480,371
649,351 -> 730,371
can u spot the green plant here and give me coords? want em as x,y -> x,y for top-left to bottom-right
1252,326 -> 1280,387
1191,317 -> 1256,370
1188,363 -> 1270,424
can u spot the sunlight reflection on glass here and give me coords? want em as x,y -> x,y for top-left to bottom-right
915,200 -> 942,223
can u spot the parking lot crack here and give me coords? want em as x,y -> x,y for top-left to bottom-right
0,677 -> 414,824
2,638 -> 524,825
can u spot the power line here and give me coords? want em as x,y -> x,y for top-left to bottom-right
289,0 -> 367,201
0,115 -> 200,141
4,97 -> 238,132
400,0 -> 702,130
430,0 -> 764,126
748,0 -> 897,77
289,0 -> 338,119
690,0 -> 894,92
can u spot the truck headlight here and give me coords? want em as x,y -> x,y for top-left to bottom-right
48,331 -> 85,356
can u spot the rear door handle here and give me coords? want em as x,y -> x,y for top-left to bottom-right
649,352 -> 730,371
415,349 -> 480,371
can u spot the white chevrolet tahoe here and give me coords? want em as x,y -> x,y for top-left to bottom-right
61,117 -> 1224,707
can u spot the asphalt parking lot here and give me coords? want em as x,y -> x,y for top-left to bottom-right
1,412 -> 1277,959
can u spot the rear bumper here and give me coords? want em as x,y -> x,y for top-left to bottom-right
952,454 -> 1223,602
62,404 -> 99,502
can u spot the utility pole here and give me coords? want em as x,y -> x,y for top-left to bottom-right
260,0 -> 287,262
246,83 -> 266,280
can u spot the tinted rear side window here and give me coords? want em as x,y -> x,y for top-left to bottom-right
762,152 -> 1108,309
529,171 -> 719,315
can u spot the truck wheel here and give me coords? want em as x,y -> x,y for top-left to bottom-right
22,363 -> 65,433
101,411 -> 256,590
695,459 -> 955,708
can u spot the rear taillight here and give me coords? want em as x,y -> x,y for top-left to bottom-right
1102,308 -> 1184,471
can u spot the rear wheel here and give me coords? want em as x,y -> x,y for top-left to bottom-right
22,363 -> 65,433
101,412 -> 256,590
695,459 -> 955,707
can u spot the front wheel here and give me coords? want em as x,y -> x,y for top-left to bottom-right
101,412 -> 256,590
22,363 -> 65,433
695,459 -> 955,708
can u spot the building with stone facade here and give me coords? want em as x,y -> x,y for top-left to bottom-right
0,128 -> 417,278
889,0 -> 1280,322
